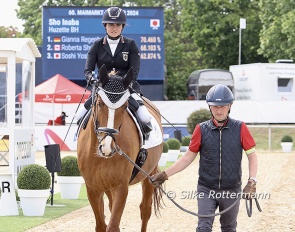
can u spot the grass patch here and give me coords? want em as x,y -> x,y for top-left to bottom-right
0,184 -> 89,232
248,126 -> 295,151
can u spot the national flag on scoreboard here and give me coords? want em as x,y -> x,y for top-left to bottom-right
54,37 -> 61,42
54,53 -> 61,59
54,44 -> 61,51
150,19 -> 160,30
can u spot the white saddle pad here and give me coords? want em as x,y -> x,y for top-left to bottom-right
127,109 -> 163,149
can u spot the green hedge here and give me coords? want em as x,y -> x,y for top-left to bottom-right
182,136 -> 192,146
57,156 -> 81,176
163,141 -> 169,153
166,138 -> 181,150
281,135 -> 293,142
187,108 -> 211,134
17,164 -> 51,190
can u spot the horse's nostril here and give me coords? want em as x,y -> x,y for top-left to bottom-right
98,145 -> 104,154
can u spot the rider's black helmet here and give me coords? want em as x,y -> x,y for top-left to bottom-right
102,7 -> 126,25
206,84 -> 234,106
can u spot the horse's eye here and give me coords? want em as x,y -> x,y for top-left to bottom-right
98,101 -> 102,108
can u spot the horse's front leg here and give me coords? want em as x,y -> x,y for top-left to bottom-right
86,185 -> 107,232
106,185 -> 129,232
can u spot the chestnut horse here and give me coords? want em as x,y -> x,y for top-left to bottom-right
77,65 -> 163,232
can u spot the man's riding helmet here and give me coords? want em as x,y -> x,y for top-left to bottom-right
102,7 -> 126,25
206,84 -> 234,106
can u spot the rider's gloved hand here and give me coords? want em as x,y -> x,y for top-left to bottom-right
85,72 -> 95,85
242,179 -> 256,199
150,171 -> 168,187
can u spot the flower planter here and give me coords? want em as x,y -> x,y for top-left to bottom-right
180,146 -> 188,155
18,189 -> 50,216
180,146 -> 188,152
57,176 -> 84,199
281,142 -> 293,152
158,153 -> 168,167
167,150 -> 180,162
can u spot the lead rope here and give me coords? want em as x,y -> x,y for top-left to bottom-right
115,144 -> 242,218
246,197 -> 262,217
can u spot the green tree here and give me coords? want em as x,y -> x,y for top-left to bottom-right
180,0 -> 267,70
258,0 -> 295,61
16,0 -> 100,45
0,26 -> 22,38
164,1 -> 200,100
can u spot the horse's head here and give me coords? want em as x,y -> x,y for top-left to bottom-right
92,64 -> 133,158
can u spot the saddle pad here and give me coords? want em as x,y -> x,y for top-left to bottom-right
127,109 -> 163,149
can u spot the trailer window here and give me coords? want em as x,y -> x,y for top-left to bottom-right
278,78 -> 293,92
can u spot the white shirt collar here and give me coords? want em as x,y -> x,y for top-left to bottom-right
107,37 -> 120,44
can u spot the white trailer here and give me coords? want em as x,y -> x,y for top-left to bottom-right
229,63 -> 295,101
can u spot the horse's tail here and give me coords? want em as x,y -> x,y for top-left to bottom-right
153,167 -> 166,216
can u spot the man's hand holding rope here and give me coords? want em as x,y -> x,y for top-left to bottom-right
150,171 -> 168,187
242,179 -> 256,199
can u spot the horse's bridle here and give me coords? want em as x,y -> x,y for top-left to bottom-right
91,86 -> 129,156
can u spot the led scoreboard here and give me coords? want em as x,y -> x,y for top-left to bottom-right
42,7 -> 164,81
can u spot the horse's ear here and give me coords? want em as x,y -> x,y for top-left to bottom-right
123,67 -> 134,89
98,64 -> 109,87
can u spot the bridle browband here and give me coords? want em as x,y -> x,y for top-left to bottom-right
97,87 -> 130,109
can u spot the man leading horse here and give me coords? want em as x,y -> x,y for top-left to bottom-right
151,84 -> 258,232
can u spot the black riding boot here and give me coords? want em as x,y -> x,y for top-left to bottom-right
128,97 -> 153,134
142,121 -> 153,134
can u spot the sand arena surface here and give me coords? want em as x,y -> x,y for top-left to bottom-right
25,151 -> 295,232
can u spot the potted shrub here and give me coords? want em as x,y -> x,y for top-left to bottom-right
281,135 -> 293,152
181,135 -> 192,153
57,156 -> 84,199
158,141 -> 169,167
17,164 -> 51,216
166,138 -> 181,162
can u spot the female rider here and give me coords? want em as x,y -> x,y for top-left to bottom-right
75,7 -> 152,134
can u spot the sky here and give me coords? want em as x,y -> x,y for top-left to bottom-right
0,0 -> 24,32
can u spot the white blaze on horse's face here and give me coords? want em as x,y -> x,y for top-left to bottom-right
99,108 -> 115,157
